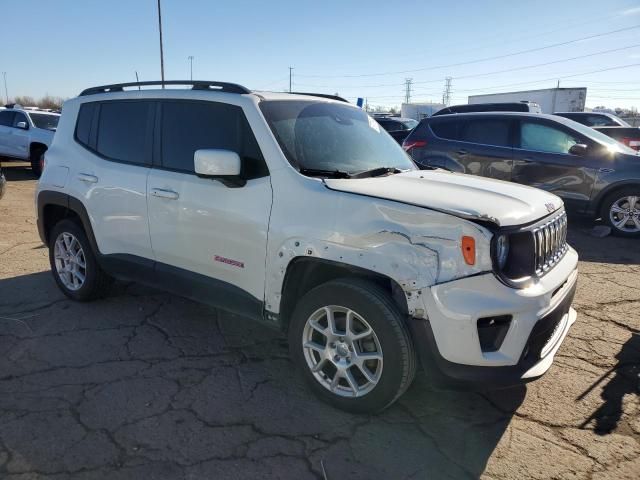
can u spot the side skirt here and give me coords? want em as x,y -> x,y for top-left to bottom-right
99,253 -> 271,327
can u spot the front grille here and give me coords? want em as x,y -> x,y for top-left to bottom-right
533,212 -> 568,275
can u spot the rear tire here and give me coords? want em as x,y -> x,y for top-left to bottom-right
600,187 -> 640,238
30,146 -> 45,178
288,278 -> 416,413
49,219 -> 113,301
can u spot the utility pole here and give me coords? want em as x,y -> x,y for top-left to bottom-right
289,67 -> 293,93
157,0 -> 165,87
2,72 -> 8,104
442,77 -> 452,106
404,78 -> 412,104
188,56 -> 194,80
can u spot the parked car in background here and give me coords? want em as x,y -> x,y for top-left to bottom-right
36,80 -> 578,413
372,115 -> 418,144
403,112 -> 640,237
432,101 -> 542,116
554,112 -> 640,151
0,105 -> 60,176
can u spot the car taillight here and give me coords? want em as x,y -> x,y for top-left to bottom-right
402,140 -> 426,152
621,137 -> 640,150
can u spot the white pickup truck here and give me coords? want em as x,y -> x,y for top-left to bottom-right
0,105 -> 59,176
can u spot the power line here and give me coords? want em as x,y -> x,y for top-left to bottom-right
296,25 -> 640,78
295,44 -> 640,91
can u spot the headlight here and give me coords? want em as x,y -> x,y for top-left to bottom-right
495,234 -> 510,270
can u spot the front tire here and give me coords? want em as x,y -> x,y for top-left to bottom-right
289,278 -> 416,413
601,188 -> 640,238
49,219 -> 112,301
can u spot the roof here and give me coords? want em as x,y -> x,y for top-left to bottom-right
78,80 -> 348,104
425,111 -> 577,124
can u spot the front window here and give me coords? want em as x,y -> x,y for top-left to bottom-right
260,100 -> 416,177
29,113 -> 59,131
520,122 -> 578,154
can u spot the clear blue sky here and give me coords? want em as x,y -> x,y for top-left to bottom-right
2,0 -> 639,109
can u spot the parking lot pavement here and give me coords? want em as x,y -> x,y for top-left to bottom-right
0,164 -> 638,480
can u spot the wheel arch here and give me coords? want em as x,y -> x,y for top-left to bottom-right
593,180 -> 640,217
37,191 -> 99,255
30,142 -> 48,157
278,257 -> 409,331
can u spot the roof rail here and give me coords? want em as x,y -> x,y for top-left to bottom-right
289,92 -> 349,103
79,80 -> 251,96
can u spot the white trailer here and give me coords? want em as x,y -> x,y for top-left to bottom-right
401,102 -> 445,120
468,88 -> 587,114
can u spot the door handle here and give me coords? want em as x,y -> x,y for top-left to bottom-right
151,188 -> 179,200
77,173 -> 98,183
457,149 -> 468,155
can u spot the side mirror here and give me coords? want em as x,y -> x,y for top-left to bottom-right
194,149 -> 245,187
569,143 -> 588,156
16,121 -> 28,130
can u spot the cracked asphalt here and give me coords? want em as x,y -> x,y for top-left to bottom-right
0,163 -> 638,479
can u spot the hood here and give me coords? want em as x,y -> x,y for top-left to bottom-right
324,170 -> 562,227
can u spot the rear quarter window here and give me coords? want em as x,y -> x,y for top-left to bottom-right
429,120 -> 459,140
75,102 -> 97,147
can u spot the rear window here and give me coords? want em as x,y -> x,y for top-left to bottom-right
460,119 -> 511,147
96,101 -> 152,165
160,101 -> 268,178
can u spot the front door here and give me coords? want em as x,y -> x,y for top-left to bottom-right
10,112 -> 30,159
147,100 -> 272,314
511,119 -> 599,212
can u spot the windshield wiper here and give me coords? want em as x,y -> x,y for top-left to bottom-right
299,168 -> 352,179
352,167 -> 402,178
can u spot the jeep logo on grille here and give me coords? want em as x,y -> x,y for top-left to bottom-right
545,203 -> 555,213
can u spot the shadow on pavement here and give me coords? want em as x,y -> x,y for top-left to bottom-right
0,270 -> 526,479
568,216 -> 640,265
579,332 -> 640,435
0,162 -> 37,182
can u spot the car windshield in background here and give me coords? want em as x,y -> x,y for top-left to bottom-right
566,119 -> 638,154
260,100 -> 416,177
402,119 -> 419,130
29,113 -> 59,131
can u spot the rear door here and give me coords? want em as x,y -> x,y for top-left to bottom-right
0,111 -> 15,156
146,100 -> 272,313
511,118 -> 599,211
72,100 -> 155,260
453,117 -> 514,181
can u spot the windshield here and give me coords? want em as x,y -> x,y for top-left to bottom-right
566,118 -> 638,155
260,100 -> 416,176
29,113 -> 59,131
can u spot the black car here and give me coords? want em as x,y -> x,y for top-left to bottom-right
373,116 -> 418,144
403,112 -> 640,237
432,101 -> 541,116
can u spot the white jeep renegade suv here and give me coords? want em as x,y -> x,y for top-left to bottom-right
36,81 -> 578,412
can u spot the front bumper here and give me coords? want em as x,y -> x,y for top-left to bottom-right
410,247 -> 579,389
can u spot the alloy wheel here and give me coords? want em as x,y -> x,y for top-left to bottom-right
53,232 -> 87,291
302,305 -> 383,398
609,195 -> 640,233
